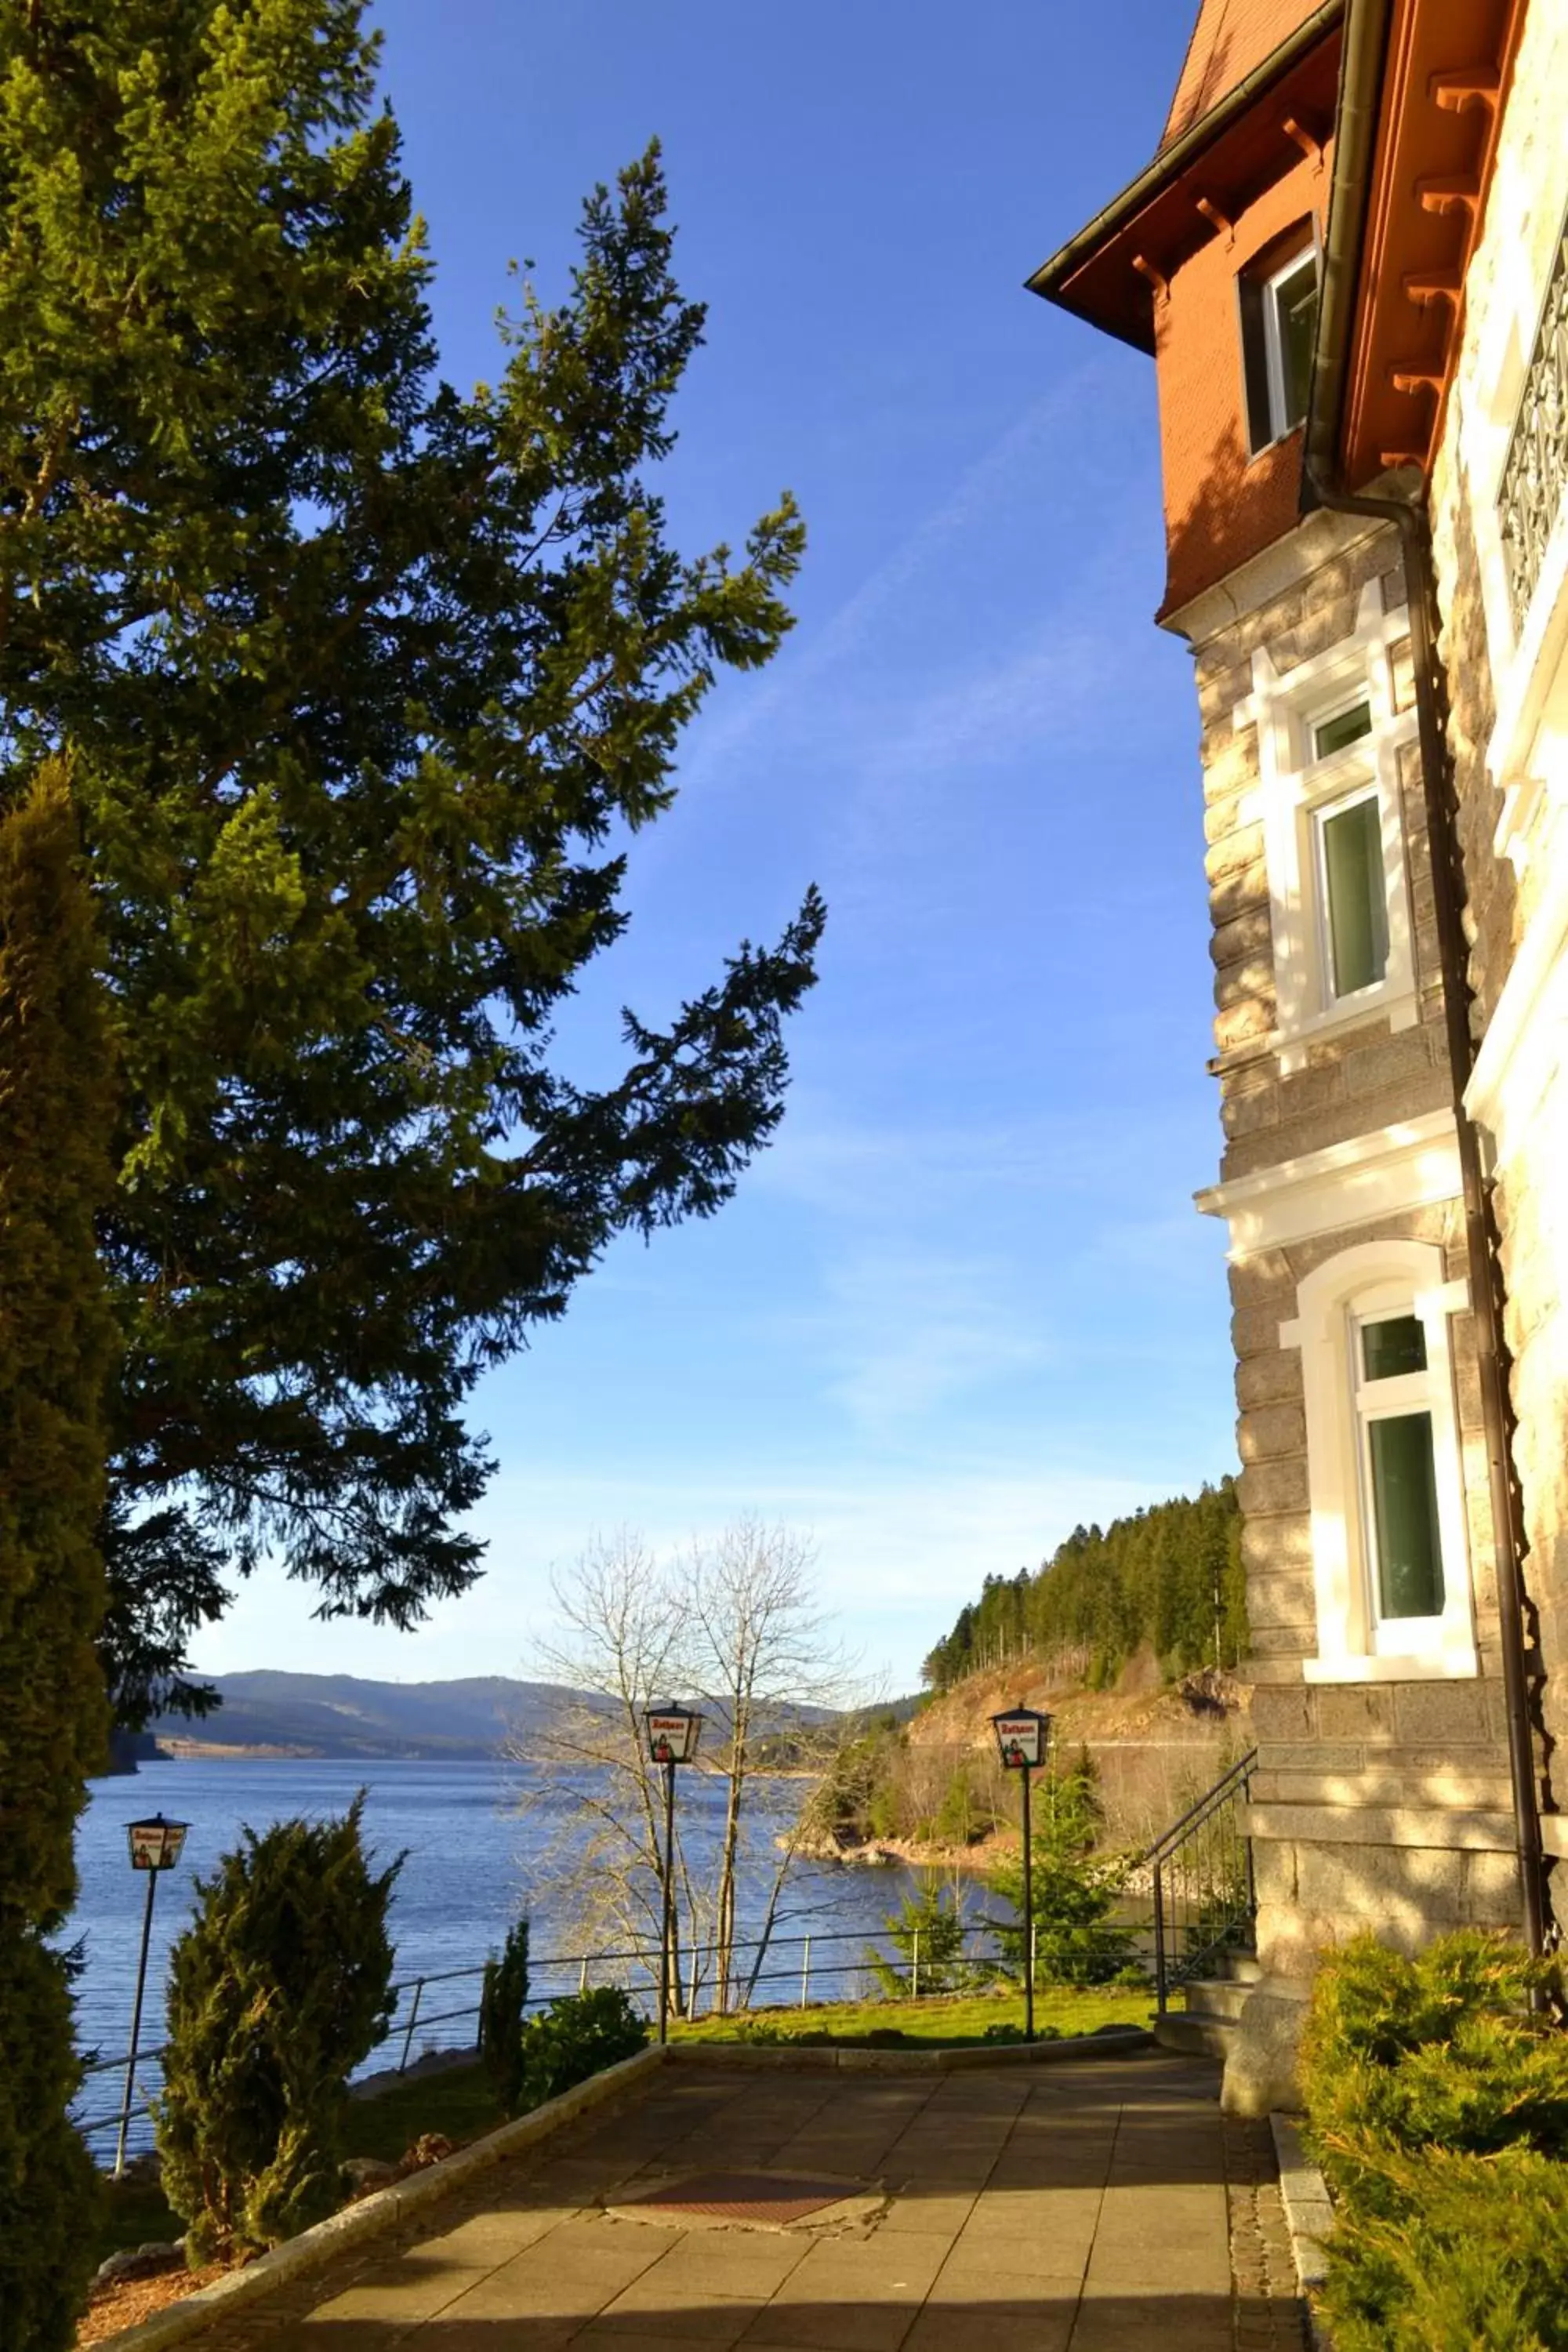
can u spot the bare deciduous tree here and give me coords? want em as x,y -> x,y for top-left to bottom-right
686,1519 -> 855,2011
517,1530 -> 690,1998
517,1519 -> 862,2016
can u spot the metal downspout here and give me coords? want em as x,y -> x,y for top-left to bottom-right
1303,0 -> 1549,1955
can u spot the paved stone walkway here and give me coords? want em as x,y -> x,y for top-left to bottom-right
183,2049 -> 1307,2352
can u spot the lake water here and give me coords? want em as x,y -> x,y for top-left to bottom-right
72,1755 -> 927,2158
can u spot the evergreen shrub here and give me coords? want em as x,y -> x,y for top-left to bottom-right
1300,1930 -> 1568,2349
0,768 -> 118,2348
478,1917 -> 532,2118
156,1795 -> 402,2261
931,1764 -> 983,1846
869,1877 -> 971,1997
0,1936 -> 102,2352
1316,2141 -> 1568,2350
985,1751 -> 1132,1987
515,1988 -> 648,2110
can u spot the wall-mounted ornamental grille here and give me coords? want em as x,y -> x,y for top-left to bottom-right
1499,221 -> 1568,634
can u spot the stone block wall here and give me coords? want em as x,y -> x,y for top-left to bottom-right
1175,508 -> 1522,1981
1230,1194 -> 1516,1978
1248,1676 -> 1519,1977
1232,1200 -> 1501,1673
1192,520 -> 1454,1181
1427,0 -> 1568,1815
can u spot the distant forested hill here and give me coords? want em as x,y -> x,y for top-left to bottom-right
921,1479 -> 1244,1693
147,1671 -> 844,1760
149,1671 -> 590,1758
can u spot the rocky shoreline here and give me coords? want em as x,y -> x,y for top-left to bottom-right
790,1828 -> 1008,1874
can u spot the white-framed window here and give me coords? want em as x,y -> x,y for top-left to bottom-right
1313,781 -> 1388,1000
1231,578 -> 1421,1071
1310,695 -> 1373,762
1352,1291 -> 1448,1640
1281,1240 -> 1478,1681
1240,242 -> 1319,454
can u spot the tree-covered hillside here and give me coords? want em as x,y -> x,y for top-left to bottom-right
922,1480 -> 1244,1693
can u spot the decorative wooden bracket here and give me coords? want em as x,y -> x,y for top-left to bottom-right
1282,114 -> 1325,166
1131,254 -> 1170,299
1403,269 -> 1462,307
1195,196 -> 1233,239
1391,365 -> 1446,395
1417,173 -> 1479,218
1430,67 -> 1500,114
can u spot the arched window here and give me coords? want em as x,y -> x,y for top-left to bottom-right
1281,1239 -> 1479,1680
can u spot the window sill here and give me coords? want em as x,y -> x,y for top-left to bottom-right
1244,421 -> 1305,467
1271,985 -> 1418,1073
1302,1649 -> 1479,1684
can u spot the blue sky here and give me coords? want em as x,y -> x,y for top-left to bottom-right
199,0 -> 1239,1696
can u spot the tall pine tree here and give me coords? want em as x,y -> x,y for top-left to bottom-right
0,765 -> 117,2347
0,3 -> 823,1715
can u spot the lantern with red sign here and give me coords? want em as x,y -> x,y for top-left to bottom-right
126,1813 -> 190,1871
643,1704 -> 703,2043
115,1813 -> 192,2176
990,1708 -> 1051,1772
989,1706 -> 1051,2044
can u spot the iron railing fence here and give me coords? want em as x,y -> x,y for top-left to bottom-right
74,1910 -> 1156,2163
79,1749 -> 1260,2163
1498,205 -> 1568,632
1140,1748 -> 1258,2013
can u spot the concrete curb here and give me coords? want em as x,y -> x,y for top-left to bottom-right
1270,2111 -> 1334,2350
91,2045 -> 668,2352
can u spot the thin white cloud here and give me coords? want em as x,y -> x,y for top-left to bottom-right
678,355 -> 1141,797
808,1245 -> 1052,1435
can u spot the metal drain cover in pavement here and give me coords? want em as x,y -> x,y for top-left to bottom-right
624,2171 -> 859,2224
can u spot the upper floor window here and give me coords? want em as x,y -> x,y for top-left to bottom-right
1231,578 -> 1421,1070
1240,241 -> 1319,454
1315,783 -> 1388,1000
1312,697 -> 1372,760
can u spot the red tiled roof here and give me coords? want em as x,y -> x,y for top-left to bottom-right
1161,0 -> 1327,149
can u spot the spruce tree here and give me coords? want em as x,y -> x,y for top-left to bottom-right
157,1796 -> 401,2260
478,1916 -> 532,2118
0,765 -> 117,2350
0,1 -> 822,1714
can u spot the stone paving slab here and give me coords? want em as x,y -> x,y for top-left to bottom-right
162,2050 -> 1308,2351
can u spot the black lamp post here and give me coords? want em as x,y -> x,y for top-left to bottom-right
644,1704 -> 702,2044
117,1813 -> 190,2176
991,1707 -> 1051,2043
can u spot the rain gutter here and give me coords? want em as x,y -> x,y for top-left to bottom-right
1302,0 -> 1549,1957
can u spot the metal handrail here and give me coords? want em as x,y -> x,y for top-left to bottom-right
1139,1749 -> 1258,2016
1136,1748 -> 1258,1868
73,1910 -> 1152,2158
78,1766 -> 1262,2159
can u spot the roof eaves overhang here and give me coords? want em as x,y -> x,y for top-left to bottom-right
1027,0 -> 1346,354
1307,0 -> 1526,495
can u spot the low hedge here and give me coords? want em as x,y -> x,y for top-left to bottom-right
1299,1930 -> 1568,2349
514,1987 -> 648,2109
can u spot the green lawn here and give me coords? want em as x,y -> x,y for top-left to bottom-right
671,1983 -> 1154,2048
342,2061 -> 503,2166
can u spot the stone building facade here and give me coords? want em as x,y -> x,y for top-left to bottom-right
1424,0 -> 1568,1822
1031,0 -> 1559,2109
1180,510 -> 1520,2010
